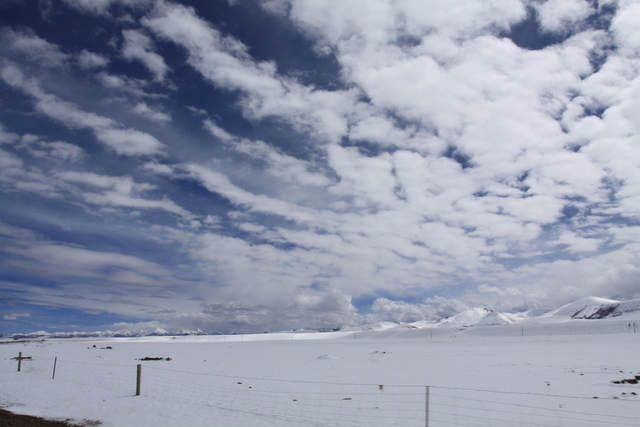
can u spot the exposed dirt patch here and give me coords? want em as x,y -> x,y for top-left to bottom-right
0,408 -> 100,426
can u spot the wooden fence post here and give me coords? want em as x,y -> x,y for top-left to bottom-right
136,364 -> 142,396
13,352 -> 31,372
425,386 -> 430,427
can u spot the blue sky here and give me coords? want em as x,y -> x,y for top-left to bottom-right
1,0 -> 640,334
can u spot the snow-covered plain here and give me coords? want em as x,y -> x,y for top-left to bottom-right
1,320 -> 640,427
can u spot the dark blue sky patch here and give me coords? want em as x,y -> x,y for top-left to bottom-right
505,6 -> 568,50
443,145 -> 472,169
190,0 -> 345,91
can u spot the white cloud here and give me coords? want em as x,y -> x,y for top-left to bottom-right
1,27 -> 69,67
132,102 -> 171,122
0,123 -> 19,145
46,141 -> 85,162
202,119 -> 235,143
555,230 -> 603,253
165,0 -> 640,322
0,131 -> 71,197
348,115 -> 414,148
17,135 -> 85,162
3,0 -> 640,331
0,150 -> 23,182
327,145 -> 398,208
141,161 -> 174,175
0,62 -> 164,156
77,49 -> 110,69
63,0 -> 153,15
203,120 -> 331,188
611,1 -> 640,57
534,0 -> 595,34
121,29 -> 169,81
144,1 -> 356,143
2,313 -> 31,321
9,241 -> 166,280
110,320 -> 165,331
57,171 -> 190,217
0,222 -> 212,322
369,298 -> 437,323
186,164 -> 322,224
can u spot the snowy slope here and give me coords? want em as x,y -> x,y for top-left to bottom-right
608,298 -> 640,318
436,307 -> 492,327
546,296 -> 620,319
2,324 -> 640,427
475,311 -> 515,326
531,296 -> 640,321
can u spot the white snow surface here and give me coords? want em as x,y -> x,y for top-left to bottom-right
474,311 -> 515,326
2,321 -> 640,427
436,307 -> 492,327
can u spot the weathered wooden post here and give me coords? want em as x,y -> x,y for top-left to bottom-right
425,386 -> 430,427
13,352 -> 31,372
136,364 -> 142,396
52,357 -> 57,379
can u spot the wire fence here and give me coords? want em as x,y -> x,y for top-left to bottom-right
3,353 -> 640,427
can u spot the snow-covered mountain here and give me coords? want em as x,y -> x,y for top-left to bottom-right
475,311 -> 517,326
2,297 -> 640,340
394,296 -> 640,331
435,307 -> 492,327
533,296 -> 640,321
1,328 -> 207,340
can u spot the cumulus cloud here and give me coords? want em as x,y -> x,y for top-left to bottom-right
611,1 -> 640,57
190,287 -> 357,332
534,0 -> 595,34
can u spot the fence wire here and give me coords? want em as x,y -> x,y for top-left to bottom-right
3,353 -> 640,427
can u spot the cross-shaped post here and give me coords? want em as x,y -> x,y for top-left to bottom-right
12,352 -> 32,372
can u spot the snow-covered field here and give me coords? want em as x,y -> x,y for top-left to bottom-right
1,321 -> 639,427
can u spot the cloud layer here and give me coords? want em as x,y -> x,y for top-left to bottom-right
1,0 -> 639,333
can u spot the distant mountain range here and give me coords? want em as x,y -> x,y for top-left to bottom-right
406,296 -> 640,329
0,327 -> 206,340
2,297 -> 639,340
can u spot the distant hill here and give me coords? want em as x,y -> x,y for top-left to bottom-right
536,296 -> 640,320
2,297 -> 639,340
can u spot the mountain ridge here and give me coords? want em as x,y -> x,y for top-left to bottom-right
2,296 -> 639,340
